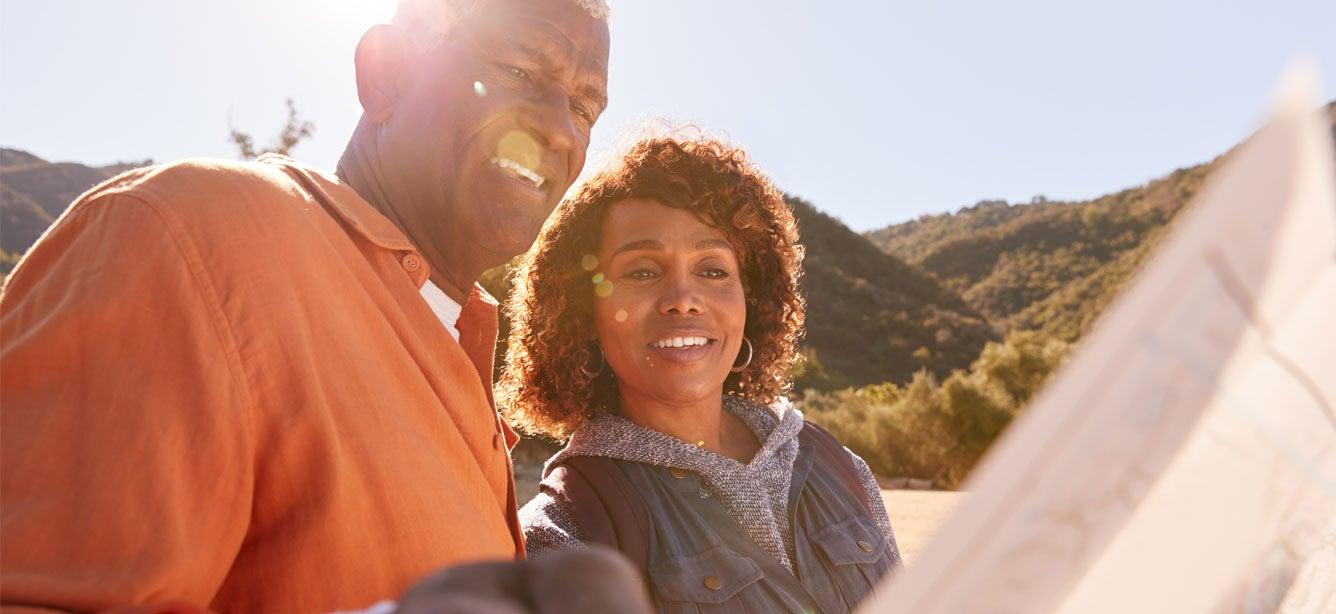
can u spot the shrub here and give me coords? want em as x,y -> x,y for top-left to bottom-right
801,331 -> 1069,488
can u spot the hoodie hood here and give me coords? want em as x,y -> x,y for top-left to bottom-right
545,395 -> 805,477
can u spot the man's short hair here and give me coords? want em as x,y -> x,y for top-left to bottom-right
394,0 -> 611,52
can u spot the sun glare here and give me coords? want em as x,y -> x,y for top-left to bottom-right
331,0 -> 396,27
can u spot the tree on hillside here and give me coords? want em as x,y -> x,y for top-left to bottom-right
229,98 -> 315,160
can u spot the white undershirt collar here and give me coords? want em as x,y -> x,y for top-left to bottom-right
418,279 -> 462,341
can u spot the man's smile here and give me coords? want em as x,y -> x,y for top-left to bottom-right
491,156 -> 547,189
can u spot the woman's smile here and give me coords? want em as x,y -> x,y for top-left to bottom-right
645,333 -> 719,364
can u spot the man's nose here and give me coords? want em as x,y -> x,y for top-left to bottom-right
517,88 -> 579,154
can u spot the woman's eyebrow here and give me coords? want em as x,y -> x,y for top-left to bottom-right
610,237 -> 730,257
611,239 -> 664,257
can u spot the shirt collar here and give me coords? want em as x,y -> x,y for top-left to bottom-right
258,154 -> 505,307
257,153 -> 418,254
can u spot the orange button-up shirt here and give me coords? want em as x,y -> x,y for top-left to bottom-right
1,155 -> 523,612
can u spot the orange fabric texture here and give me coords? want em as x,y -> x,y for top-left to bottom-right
0,155 -> 525,612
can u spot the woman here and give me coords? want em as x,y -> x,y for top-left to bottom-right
500,134 -> 901,613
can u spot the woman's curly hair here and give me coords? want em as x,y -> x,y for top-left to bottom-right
497,133 -> 805,441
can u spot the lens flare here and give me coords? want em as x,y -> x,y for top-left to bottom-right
595,280 -> 614,298
614,309 -> 628,322
581,254 -> 599,271
592,273 -> 605,284
496,130 -> 541,175
473,81 -> 487,97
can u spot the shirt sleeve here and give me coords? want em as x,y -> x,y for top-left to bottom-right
1,192 -> 255,611
846,448 -> 904,569
518,487 -> 588,559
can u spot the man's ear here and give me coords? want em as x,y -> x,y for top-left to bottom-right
354,24 -> 413,124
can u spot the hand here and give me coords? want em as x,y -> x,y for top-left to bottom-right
395,546 -> 652,614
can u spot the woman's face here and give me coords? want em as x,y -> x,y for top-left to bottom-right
592,198 -> 748,407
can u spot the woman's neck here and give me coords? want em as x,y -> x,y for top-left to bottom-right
616,390 -> 760,463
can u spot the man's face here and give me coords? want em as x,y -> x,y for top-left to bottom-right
380,0 -> 610,266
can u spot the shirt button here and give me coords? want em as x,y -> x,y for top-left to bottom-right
702,576 -> 722,591
401,254 -> 422,272
492,432 -> 502,450
857,540 -> 875,553
670,467 -> 688,479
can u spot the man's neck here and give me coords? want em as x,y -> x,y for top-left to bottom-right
336,127 -> 481,305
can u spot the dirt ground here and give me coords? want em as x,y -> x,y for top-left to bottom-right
880,490 -> 964,565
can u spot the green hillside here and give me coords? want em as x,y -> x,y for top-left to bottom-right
868,165 -> 1213,343
787,196 -> 996,387
867,101 -> 1336,342
1,184 -> 51,263
818,100 -> 1336,485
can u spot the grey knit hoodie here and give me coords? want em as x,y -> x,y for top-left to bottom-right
520,396 -> 896,573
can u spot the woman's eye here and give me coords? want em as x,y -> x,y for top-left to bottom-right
701,268 -> 730,279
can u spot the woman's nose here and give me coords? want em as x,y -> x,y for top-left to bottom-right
657,274 -> 703,316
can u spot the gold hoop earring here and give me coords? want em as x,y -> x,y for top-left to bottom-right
730,337 -> 753,373
579,344 -> 606,378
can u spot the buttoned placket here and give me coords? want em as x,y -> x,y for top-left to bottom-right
399,252 -> 429,286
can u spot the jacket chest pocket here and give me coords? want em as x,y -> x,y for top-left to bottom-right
650,544 -> 763,606
807,514 -> 891,610
811,514 -> 887,565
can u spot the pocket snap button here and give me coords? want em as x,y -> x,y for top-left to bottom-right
857,539 -> 874,553
702,575 -> 722,591
670,467 -> 688,479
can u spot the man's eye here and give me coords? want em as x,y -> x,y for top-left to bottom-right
626,269 -> 658,281
507,66 -> 532,81
571,103 -> 592,124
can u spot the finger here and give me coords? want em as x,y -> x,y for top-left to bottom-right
396,560 -> 528,614
527,546 -> 653,614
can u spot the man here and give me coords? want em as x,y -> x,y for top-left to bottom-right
0,0 -> 646,611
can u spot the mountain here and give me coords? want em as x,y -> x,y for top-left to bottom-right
866,167 -> 1206,342
1,184 -> 52,262
787,197 -> 996,387
866,100 -> 1336,343
1,148 -> 153,270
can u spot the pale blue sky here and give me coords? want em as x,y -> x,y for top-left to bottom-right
2,0 -> 1333,230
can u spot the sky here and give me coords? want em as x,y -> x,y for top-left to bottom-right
2,0 -> 1334,231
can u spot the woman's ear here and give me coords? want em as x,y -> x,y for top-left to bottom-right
354,24 -> 413,124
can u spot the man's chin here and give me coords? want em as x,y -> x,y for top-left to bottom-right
457,183 -> 554,262
485,217 -> 548,263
